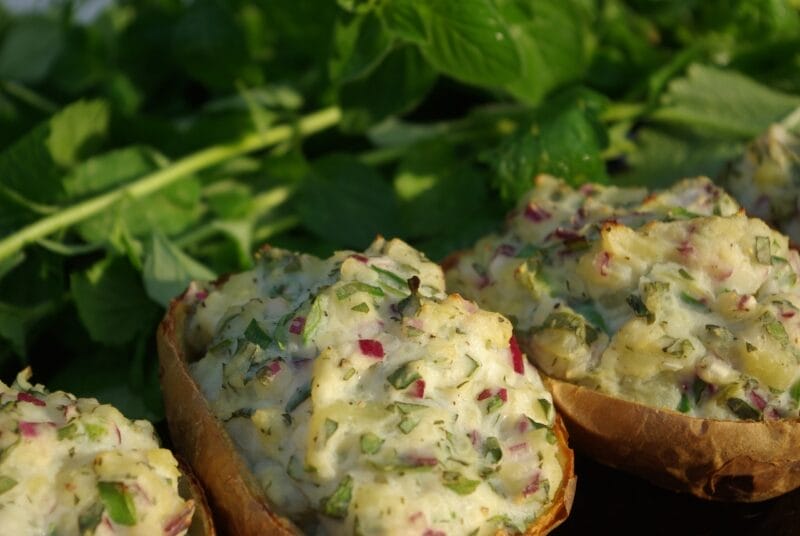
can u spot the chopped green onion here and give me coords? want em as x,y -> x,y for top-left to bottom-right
244,319 -> 272,349
680,292 -> 706,309
626,294 -> 654,324
324,419 -> 338,442
78,503 -> 104,534
336,281 -> 384,300
57,422 -> 78,440
351,302 -> 370,313
398,415 -> 421,434
677,393 -> 691,413
302,295 -> 326,344
761,312 -> 789,345
360,433 -> 384,454
285,382 -> 312,414
755,236 -> 772,265
442,471 -> 480,495
97,481 -> 137,526
84,423 -> 106,441
370,266 -> 408,294
387,361 -> 422,389
678,268 -> 694,280
0,476 -> 16,495
483,437 -> 502,464
726,398 -> 762,420
320,476 -> 353,519
790,380 -> 800,404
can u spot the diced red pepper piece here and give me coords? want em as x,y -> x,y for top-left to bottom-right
358,339 -> 384,358
164,503 -> 195,536
350,254 -> 369,263
17,392 -> 45,407
411,379 -> 425,398
476,389 -> 492,401
509,336 -> 524,374
289,316 -> 306,335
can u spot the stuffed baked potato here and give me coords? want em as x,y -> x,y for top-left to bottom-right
158,238 -> 575,534
446,175 -> 800,501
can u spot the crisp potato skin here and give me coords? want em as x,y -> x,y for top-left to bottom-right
158,292 -> 576,535
544,376 -> 800,502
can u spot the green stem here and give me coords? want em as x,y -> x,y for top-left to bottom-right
0,81 -> 58,114
0,107 -> 341,262
253,215 -> 300,243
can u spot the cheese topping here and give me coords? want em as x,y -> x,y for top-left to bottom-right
0,369 -> 194,536
447,175 -> 800,420
189,238 -> 566,535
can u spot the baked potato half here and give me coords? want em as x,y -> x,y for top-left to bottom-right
446,175 -> 800,501
157,238 -> 576,535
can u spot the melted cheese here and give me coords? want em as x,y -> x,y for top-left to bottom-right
189,238 -> 565,535
448,175 -> 800,421
0,369 -> 193,536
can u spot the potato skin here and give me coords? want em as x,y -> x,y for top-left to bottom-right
158,291 -> 576,535
543,375 -> 800,502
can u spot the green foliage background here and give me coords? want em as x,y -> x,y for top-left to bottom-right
1,0 -> 800,420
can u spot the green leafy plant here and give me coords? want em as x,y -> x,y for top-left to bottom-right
0,0 -> 799,421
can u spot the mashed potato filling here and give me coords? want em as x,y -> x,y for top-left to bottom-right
0,370 -> 193,536
188,238 -> 565,535
447,175 -> 800,421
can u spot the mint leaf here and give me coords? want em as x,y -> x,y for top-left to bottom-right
415,0 -> 520,88
651,64 -> 800,138
143,233 -> 215,308
490,89 -> 608,201
298,154 -> 398,249
320,476 -> 353,519
47,99 -> 109,168
62,146 -> 153,199
496,0 -> 591,104
340,45 -> 437,132
171,0 -> 254,90
330,11 -> 392,84
71,256 -> 158,345
0,17 -> 64,84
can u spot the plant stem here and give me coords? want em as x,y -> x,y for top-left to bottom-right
0,107 -> 341,262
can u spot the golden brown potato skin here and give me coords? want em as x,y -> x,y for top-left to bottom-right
158,292 -> 576,535
543,376 -> 800,502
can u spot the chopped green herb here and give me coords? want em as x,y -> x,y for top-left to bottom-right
78,502 -> 104,534
539,311 -> 597,345
726,398 -> 762,420
538,398 -> 552,417
398,415 -> 421,434
370,266 -> 408,294
84,423 -> 106,441
57,422 -> 78,440
336,281 -> 384,300
668,207 -> 701,220
320,476 -> 353,519
360,433 -> 383,454
643,281 -> 670,295
97,481 -> 137,526
287,455 -> 305,481
442,471 -> 481,495
677,393 -> 691,413
745,341 -> 758,353
351,302 -> 370,313
0,476 -> 17,495
464,355 -> 480,378
626,294 -> 654,324
662,338 -> 694,358
678,268 -> 694,280
680,292 -> 706,309
790,380 -> 800,404
761,312 -> 789,345
483,437 -> 502,464
395,402 -> 426,414
387,361 -> 422,389
486,395 -> 505,413
545,429 -> 557,444
285,382 -> 312,413
526,416 -> 548,430
302,295 -> 326,344
692,377 -> 709,404
244,319 -> 272,348
343,368 -> 356,380
324,419 -> 338,442
755,236 -> 772,265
